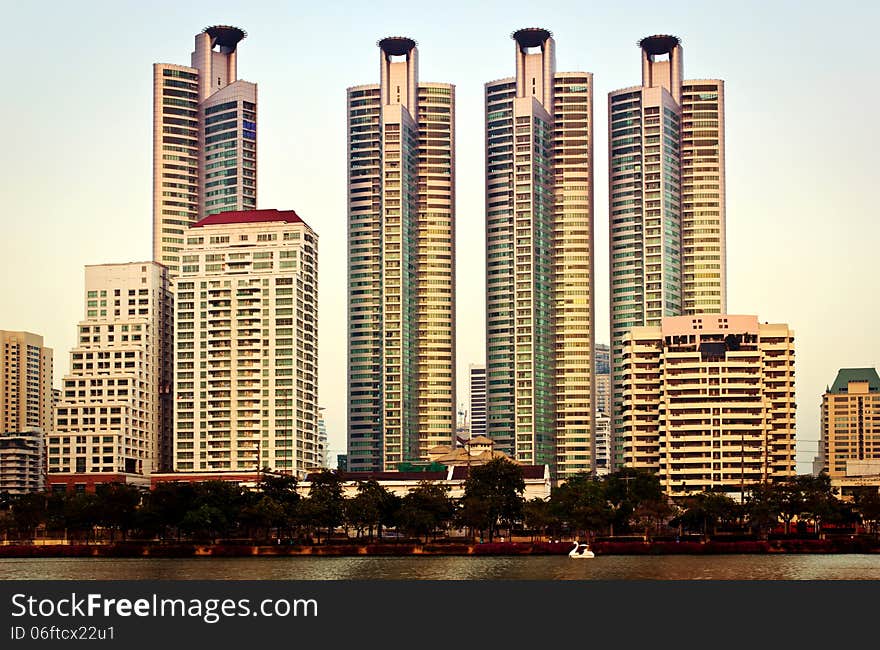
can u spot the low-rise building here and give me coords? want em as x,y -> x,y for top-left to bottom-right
0,431 -> 45,494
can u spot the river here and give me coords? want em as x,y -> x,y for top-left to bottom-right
2,554 -> 880,580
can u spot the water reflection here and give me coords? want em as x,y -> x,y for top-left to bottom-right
2,555 -> 880,580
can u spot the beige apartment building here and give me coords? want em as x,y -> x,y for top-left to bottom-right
49,263 -> 173,490
346,37 -> 456,472
485,28 -> 595,479
1,330 -> 53,435
621,315 -> 795,495
153,26 -> 257,275
820,368 -> 880,480
174,209 -> 319,478
609,35 -> 726,468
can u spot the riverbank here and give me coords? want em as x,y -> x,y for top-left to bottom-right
2,538 -> 879,557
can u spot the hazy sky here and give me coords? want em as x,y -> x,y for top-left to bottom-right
2,1 -> 877,473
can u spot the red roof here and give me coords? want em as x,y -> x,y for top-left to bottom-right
192,209 -> 305,228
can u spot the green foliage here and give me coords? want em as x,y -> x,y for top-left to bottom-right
399,482 -> 454,542
460,458 -> 525,541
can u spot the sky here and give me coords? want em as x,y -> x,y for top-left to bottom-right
1,0 -> 878,473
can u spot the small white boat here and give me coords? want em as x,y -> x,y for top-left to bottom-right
569,541 -> 595,559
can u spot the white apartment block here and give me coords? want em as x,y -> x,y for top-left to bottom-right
622,315 -> 796,495
174,209 -> 318,477
0,431 -> 45,494
49,263 -> 173,488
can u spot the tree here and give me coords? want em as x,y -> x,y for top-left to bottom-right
95,483 -> 141,542
853,488 -> 880,535
671,490 -> 738,538
460,458 -> 525,542
9,493 -> 46,541
348,480 -> 397,540
550,473 -> 611,540
399,482 -> 454,543
744,482 -> 780,538
304,470 -> 345,541
603,468 -> 664,535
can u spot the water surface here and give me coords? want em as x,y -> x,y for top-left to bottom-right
3,555 -> 880,580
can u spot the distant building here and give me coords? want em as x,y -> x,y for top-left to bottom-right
595,411 -> 611,477
426,435 -> 512,467
49,262 -> 173,492
0,431 -> 45,494
317,409 -> 328,469
336,454 -> 348,472
821,368 -> 880,479
595,343 -> 611,417
153,25 -> 258,275
301,464 -> 551,501
174,209 -> 319,479
469,364 -> 487,438
621,315 -> 796,495
1,330 -> 53,435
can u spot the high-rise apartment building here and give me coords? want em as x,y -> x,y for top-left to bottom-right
469,364 -> 487,438
609,35 -> 726,467
174,209 -> 319,478
49,263 -> 173,490
153,26 -> 258,275
621,315 -> 795,495
485,28 -> 594,479
820,368 -> 880,479
1,331 -> 53,435
346,37 -> 456,472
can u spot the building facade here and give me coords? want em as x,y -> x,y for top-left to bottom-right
174,209 -> 319,478
0,431 -> 45,494
609,35 -> 726,468
49,263 -> 173,489
485,28 -> 594,479
469,364 -> 487,438
820,368 -> 880,479
153,25 -> 258,275
621,315 -> 795,495
346,37 -> 456,472
595,343 -> 611,416
1,331 -> 53,435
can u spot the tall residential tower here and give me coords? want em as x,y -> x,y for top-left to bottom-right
1,331 -> 53,435
609,35 -> 726,467
346,37 -> 456,472
485,29 -> 594,479
174,210 -> 319,477
153,26 -> 258,275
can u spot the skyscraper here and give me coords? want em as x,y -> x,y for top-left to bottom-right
1,331 -> 53,435
49,263 -> 173,490
153,26 -> 258,275
174,209 -> 319,478
485,28 -> 594,479
346,37 -> 456,472
609,35 -> 726,467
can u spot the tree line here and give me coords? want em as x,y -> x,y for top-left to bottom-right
2,459 -> 879,544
